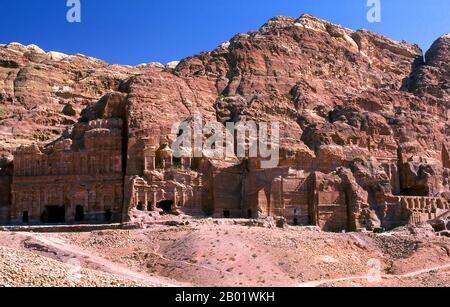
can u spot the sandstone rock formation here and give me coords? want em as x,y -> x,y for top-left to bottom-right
0,42 -> 145,156
0,14 -> 449,232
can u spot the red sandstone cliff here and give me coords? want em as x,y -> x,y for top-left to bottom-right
0,43 -> 147,156
0,14 -> 449,230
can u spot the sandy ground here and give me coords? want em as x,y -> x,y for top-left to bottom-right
0,218 -> 449,287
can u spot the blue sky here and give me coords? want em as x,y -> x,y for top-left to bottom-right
0,0 -> 448,65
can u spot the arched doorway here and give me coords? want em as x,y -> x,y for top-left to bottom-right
75,205 -> 84,222
157,200 -> 174,213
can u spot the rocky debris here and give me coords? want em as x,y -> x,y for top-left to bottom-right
371,235 -> 420,260
164,220 -> 190,227
391,224 -> 437,238
406,224 -> 437,237
437,230 -> 450,238
432,219 -> 448,232
0,222 -> 449,287
429,212 -> 450,232
49,224 -> 450,287
65,230 -> 144,250
211,218 -> 276,228
23,239 -> 58,255
276,217 -> 287,228
0,246 -> 144,287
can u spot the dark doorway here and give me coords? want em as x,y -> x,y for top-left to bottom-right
75,205 -> 84,222
293,218 -> 299,226
43,206 -> 65,224
400,188 -> 428,197
173,157 -> 181,168
223,210 -> 231,219
247,209 -> 253,219
22,211 -> 29,224
147,202 -> 153,211
104,210 -> 112,222
137,202 -> 144,211
157,200 -> 174,213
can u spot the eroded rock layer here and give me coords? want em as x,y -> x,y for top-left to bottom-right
0,14 -> 449,231
0,42 -> 145,155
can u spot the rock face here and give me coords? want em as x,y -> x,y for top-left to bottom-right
0,14 -> 449,231
410,33 -> 450,102
0,42 -> 144,156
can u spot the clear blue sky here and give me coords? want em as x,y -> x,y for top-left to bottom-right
0,0 -> 448,65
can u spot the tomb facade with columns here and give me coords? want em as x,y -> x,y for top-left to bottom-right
10,119 -> 124,224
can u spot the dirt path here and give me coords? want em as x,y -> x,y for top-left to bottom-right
297,263 -> 450,287
19,233 -> 182,287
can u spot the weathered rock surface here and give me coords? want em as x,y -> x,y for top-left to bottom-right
119,14 -> 449,230
0,14 -> 449,231
409,33 -> 450,102
0,42 -> 145,156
